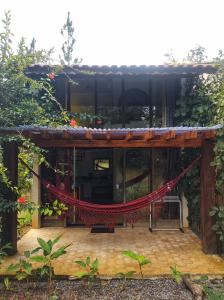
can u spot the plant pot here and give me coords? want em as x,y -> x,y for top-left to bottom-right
41,215 -> 66,227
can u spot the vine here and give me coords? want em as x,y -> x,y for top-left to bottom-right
174,50 -> 224,235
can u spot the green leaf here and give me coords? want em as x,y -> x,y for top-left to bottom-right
24,250 -> 30,258
74,260 -> 86,268
50,247 -> 66,259
7,263 -> 20,272
31,247 -> 42,254
52,235 -> 62,246
86,256 -> 90,265
74,271 -> 87,278
122,250 -> 138,261
37,237 -> 51,255
91,258 -> 99,271
30,255 -> 49,263
16,272 -> 28,281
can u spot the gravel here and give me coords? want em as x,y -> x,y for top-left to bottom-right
0,278 -> 193,300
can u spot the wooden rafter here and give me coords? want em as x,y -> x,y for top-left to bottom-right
85,131 -> 93,140
125,131 -> 134,141
144,131 -> 154,141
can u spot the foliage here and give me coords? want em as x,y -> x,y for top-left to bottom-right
0,243 -> 11,263
209,206 -> 224,241
203,285 -> 224,300
40,199 -> 68,217
121,250 -> 151,278
60,11 -> 81,65
173,46 -> 224,235
7,250 -> 33,281
185,45 -> 207,63
3,277 -> 11,290
74,256 -> 99,285
30,235 -> 71,284
170,265 -> 183,284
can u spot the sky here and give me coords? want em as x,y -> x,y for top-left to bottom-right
0,0 -> 223,65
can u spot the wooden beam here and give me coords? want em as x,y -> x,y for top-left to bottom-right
34,138 -> 202,148
125,131 -> 134,141
85,131 -> 93,140
144,131 -> 154,141
163,130 -> 176,140
106,132 -> 111,141
184,131 -> 198,140
202,130 -> 216,139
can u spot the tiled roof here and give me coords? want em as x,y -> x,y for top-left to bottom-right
1,125 -> 220,147
0,125 -> 221,135
26,64 -> 217,77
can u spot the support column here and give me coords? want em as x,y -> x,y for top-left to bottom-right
200,140 -> 217,253
31,155 -> 41,228
181,193 -> 189,228
1,142 -> 18,254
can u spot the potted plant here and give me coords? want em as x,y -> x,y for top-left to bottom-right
40,199 -> 68,227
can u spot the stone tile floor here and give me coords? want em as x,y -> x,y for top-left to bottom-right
1,227 -> 224,276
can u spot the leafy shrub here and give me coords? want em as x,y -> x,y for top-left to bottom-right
121,250 -> 151,278
0,243 -> 11,264
170,265 -> 183,284
40,199 -> 68,217
210,206 -> 224,241
74,256 -> 99,285
30,235 -> 71,284
7,251 -> 33,281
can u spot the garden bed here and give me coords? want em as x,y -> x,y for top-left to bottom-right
0,278 -> 193,300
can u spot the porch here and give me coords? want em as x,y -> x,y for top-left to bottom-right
1,227 -> 224,276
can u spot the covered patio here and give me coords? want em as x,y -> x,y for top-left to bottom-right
0,124 -> 223,256
1,227 -> 224,276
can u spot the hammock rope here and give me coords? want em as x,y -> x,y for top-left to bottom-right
20,155 -> 201,226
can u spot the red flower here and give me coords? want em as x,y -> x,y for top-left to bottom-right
17,197 -> 26,204
70,119 -> 77,127
47,72 -> 55,80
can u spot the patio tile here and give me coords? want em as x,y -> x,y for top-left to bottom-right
1,227 -> 224,276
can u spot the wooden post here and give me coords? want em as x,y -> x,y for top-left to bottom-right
200,140 -> 217,253
1,142 -> 18,254
31,154 -> 41,229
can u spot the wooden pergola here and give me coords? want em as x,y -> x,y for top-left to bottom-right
0,125 -> 222,254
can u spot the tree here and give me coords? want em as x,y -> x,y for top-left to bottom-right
60,11 -> 81,65
185,45 -> 208,63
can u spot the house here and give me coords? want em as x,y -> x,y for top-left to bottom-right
1,64 -> 220,254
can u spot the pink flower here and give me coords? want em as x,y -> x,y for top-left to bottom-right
47,72 -> 55,80
70,119 -> 77,127
17,197 -> 26,204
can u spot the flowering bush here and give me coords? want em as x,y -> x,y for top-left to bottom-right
47,72 -> 55,80
70,119 -> 77,127
17,197 -> 26,204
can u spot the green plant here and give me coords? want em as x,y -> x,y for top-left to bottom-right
170,265 -> 183,284
30,235 -> 71,284
209,205 -> 224,241
7,251 -> 33,281
203,285 -> 224,300
74,256 -> 99,285
40,199 -> 68,217
0,243 -> 11,263
3,277 -> 11,290
121,250 -> 151,278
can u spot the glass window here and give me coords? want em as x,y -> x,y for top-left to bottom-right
94,159 -> 110,171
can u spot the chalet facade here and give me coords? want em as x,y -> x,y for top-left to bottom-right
1,64 -> 221,254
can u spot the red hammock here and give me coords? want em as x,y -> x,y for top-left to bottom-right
37,155 -> 200,226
